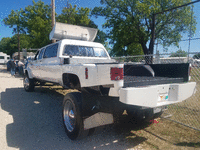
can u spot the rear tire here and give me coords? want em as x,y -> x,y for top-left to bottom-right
23,74 -> 35,92
62,92 -> 89,140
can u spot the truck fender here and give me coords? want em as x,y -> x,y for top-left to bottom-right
25,67 -> 34,79
62,73 -> 81,90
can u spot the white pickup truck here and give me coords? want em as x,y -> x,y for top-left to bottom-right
24,22 -> 196,140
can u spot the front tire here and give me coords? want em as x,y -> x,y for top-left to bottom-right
23,74 -> 35,92
62,92 -> 89,140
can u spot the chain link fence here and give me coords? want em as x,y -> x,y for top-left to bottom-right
112,53 -> 200,131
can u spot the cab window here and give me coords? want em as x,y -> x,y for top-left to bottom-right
63,45 -> 108,57
38,48 -> 45,59
63,45 -> 79,56
43,43 -> 58,58
34,51 -> 40,60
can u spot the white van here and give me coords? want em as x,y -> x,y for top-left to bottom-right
0,52 -> 10,64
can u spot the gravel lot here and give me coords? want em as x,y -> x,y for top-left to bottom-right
0,66 -> 142,150
0,65 -> 199,150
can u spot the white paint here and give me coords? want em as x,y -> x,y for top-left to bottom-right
0,52 -> 10,64
49,22 -> 98,42
168,82 -> 196,102
119,82 -> 196,108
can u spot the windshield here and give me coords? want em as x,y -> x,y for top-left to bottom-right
63,45 -> 108,57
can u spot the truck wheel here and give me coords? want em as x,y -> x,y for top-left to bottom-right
63,92 -> 89,140
23,74 -> 35,92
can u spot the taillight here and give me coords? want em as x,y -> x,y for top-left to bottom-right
110,67 -> 124,81
85,68 -> 88,79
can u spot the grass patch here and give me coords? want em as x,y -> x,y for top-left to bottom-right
163,81 -> 200,130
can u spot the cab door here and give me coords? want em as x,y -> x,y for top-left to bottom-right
28,51 -> 39,78
40,43 -> 61,83
35,48 -> 45,78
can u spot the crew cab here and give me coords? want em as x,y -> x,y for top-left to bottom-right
23,22 -> 196,140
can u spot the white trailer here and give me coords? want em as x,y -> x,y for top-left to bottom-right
0,52 -> 10,64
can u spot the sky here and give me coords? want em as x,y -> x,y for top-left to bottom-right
0,0 -> 200,54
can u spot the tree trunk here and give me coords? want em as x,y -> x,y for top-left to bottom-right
18,32 -> 20,60
141,42 -> 152,64
146,14 -> 156,64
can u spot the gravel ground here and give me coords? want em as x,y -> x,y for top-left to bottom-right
0,65 -> 199,150
0,66 -> 142,150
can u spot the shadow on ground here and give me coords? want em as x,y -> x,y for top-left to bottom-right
176,142 -> 200,148
0,86 -> 149,150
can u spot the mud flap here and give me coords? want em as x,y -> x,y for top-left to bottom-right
83,112 -> 114,130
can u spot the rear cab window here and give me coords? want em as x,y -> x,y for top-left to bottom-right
63,45 -> 108,57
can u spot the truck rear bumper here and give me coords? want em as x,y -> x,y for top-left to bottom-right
119,82 -> 196,108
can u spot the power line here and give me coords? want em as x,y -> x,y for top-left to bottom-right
155,0 -> 200,15
180,38 -> 200,41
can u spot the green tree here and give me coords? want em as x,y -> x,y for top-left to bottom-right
170,50 -> 187,57
22,0 -> 52,48
57,4 -> 107,46
3,8 -> 26,59
0,34 -> 31,56
3,9 -> 25,34
193,53 -> 200,59
110,42 -> 143,56
92,0 -> 196,57
4,1 -> 107,51
57,4 -> 92,27
0,37 -> 12,54
3,0 -> 51,49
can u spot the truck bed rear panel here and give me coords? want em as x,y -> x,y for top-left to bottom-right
124,76 -> 184,87
124,63 -> 189,87
119,63 -> 195,107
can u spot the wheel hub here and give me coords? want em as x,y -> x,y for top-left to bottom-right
24,77 -> 30,89
63,100 -> 76,132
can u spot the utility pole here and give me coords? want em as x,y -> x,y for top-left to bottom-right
17,11 -> 20,60
51,0 -> 56,43
188,5 -> 194,61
